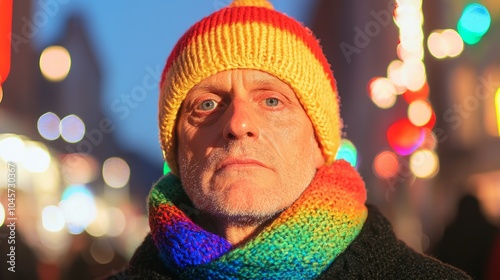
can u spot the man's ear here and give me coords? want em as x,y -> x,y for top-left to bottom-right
314,140 -> 325,168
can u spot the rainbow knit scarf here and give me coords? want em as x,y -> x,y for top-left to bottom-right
148,160 -> 367,279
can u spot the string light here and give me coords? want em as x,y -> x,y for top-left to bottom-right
428,29 -> 464,59
373,151 -> 399,179
496,87 -> 500,137
387,60 -> 406,91
387,118 -> 425,156
102,157 -> 130,188
408,100 -> 432,127
39,46 -> 71,82
38,112 -> 61,141
369,77 -> 397,109
371,0 -> 440,181
410,149 -> 439,178
457,3 -> 491,45
60,115 -> 85,143
403,82 -> 429,103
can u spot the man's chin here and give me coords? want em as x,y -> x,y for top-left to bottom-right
197,196 -> 285,226
210,209 -> 282,227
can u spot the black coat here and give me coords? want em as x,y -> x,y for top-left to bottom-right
106,206 -> 470,279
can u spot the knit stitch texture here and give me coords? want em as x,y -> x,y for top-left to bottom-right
108,207 -> 472,279
148,160 -> 367,279
159,0 -> 341,175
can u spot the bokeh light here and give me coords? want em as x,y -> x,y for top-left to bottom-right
37,112 -> 61,140
86,199 -> 110,237
42,205 -> 66,232
36,222 -> 71,261
60,114 -> 85,143
0,135 -> 25,162
373,151 -> 399,179
0,86 -> 3,104
403,82 -> 429,103
400,30 -> 424,53
397,43 -> 424,62
387,118 -> 426,156
22,142 -> 51,173
387,60 -> 406,90
102,157 -> 131,188
368,77 -> 397,109
33,161 -> 61,194
428,31 -> 447,59
408,100 -> 433,126
428,29 -> 464,59
0,203 -> 5,227
59,185 -> 97,234
420,129 -> 437,150
401,60 -> 426,91
423,111 -> 436,130
442,29 -> 464,57
410,149 -> 439,178
106,207 -> 126,237
335,139 -> 358,167
90,239 -> 115,265
61,153 -> 98,184
457,3 -> 491,45
394,0 -> 424,61
163,161 -> 171,175
496,87 -> 500,137
39,45 -> 71,81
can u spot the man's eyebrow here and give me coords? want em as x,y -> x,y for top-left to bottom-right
251,78 -> 297,97
251,78 -> 281,88
189,84 -> 228,93
251,78 -> 294,93
188,77 -> 292,94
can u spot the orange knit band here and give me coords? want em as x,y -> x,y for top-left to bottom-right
159,0 -> 341,175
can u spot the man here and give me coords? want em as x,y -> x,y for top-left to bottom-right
111,0 -> 471,278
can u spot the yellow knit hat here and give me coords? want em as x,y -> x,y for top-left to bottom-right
159,0 -> 341,175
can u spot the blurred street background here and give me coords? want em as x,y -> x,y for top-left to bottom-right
0,0 -> 499,279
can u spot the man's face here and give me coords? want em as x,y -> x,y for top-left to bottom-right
176,69 -> 324,221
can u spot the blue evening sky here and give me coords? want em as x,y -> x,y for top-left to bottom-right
34,0 -> 316,166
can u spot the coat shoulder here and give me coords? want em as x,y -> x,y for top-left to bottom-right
319,205 -> 472,280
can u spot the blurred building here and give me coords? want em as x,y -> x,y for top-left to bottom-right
311,0 -> 500,276
0,2 -> 158,279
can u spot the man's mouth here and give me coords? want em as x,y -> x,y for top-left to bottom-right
216,157 -> 268,171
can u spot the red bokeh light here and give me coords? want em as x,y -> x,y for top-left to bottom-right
403,82 -> 429,103
0,0 -> 13,83
387,118 -> 426,156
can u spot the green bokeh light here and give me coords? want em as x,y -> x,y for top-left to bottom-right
163,161 -> 171,175
457,3 -> 491,45
335,139 -> 358,167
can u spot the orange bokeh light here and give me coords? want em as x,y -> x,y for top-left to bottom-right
403,82 -> 429,103
373,151 -> 400,179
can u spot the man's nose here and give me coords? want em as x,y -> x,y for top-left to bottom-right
222,100 -> 260,140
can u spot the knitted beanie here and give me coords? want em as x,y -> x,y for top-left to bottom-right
159,0 -> 341,175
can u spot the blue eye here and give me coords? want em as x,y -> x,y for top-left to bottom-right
265,98 -> 280,107
199,100 -> 217,111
